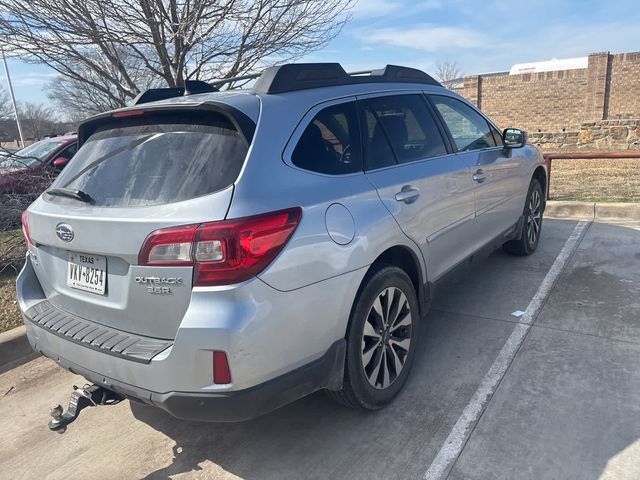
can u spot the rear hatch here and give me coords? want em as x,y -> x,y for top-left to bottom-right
25,106 -> 254,340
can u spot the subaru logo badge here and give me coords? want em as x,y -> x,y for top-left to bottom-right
55,223 -> 74,242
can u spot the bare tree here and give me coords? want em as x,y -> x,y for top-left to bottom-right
0,88 -> 13,120
48,76 -> 124,121
47,54 -> 162,119
435,61 -> 462,83
19,102 -> 58,139
0,0 -> 355,110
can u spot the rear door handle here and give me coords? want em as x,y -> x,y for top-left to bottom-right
472,169 -> 486,183
395,186 -> 420,204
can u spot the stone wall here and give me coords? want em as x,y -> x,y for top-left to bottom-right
529,119 -> 640,151
455,50 -> 640,151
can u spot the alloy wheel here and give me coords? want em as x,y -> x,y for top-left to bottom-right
360,287 -> 412,390
527,188 -> 542,246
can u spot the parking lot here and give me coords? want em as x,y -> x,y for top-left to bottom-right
0,217 -> 639,480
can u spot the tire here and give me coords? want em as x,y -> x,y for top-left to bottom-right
327,265 -> 419,410
503,178 -> 544,256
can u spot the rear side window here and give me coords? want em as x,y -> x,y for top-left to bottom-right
430,95 -> 497,152
51,111 -> 248,207
361,94 -> 447,169
291,101 -> 362,175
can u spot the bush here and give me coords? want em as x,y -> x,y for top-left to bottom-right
0,160 -> 54,272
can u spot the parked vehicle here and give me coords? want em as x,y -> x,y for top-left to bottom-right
0,135 -> 78,195
17,64 -> 546,425
0,146 -> 19,156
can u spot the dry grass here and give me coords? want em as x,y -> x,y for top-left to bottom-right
0,229 -> 25,332
549,158 -> 640,202
0,274 -> 21,333
0,229 -> 25,274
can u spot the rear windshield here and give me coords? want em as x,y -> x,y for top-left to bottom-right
49,111 -> 248,207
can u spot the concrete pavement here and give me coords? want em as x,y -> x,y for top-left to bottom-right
0,218 -> 639,480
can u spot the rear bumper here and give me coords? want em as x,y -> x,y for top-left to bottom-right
26,321 -> 345,422
18,252 -> 361,421
18,252 -> 364,393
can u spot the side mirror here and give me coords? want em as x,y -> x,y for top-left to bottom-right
53,157 -> 70,168
503,128 -> 527,149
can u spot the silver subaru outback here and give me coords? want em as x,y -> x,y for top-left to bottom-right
17,63 -> 547,423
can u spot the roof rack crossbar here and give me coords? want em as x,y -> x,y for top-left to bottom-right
210,72 -> 262,86
133,74 -> 263,105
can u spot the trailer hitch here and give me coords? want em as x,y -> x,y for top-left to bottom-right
48,384 -> 124,434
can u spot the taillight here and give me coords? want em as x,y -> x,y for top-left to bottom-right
139,223 -> 198,266
21,211 -> 31,246
139,207 -> 302,286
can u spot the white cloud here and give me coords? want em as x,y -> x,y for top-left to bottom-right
360,24 -> 489,52
350,0 -> 443,19
452,21 -> 640,75
0,72 -> 58,88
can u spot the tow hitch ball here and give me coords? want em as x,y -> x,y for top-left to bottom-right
48,384 -> 124,434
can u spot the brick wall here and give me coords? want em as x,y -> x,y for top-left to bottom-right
472,69 -> 589,132
607,52 -> 640,119
455,50 -> 640,150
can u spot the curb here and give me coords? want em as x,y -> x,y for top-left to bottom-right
545,201 -> 640,221
0,325 -> 38,374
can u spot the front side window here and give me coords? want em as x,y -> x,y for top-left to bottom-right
291,101 -> 362,175
431,95 -> 497,152
361,94 -> 447,169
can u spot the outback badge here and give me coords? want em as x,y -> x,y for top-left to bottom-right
135,276 -> 183,295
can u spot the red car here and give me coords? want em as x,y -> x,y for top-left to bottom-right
0,135 -> 77,195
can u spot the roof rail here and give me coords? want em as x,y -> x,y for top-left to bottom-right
132,63 -> 441,105
253,63 -> 441,94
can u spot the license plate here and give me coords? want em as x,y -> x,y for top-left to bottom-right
67,251 -> 107,295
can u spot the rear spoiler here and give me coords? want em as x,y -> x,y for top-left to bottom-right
77,103 -> 256,148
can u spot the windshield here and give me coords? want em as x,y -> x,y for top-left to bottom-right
1,140 -> 66,169
50,111 -> 248,207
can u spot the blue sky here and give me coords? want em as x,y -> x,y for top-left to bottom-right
3,0 -> 640,107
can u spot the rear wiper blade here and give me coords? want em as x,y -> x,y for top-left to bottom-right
47,188 -> 95,204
